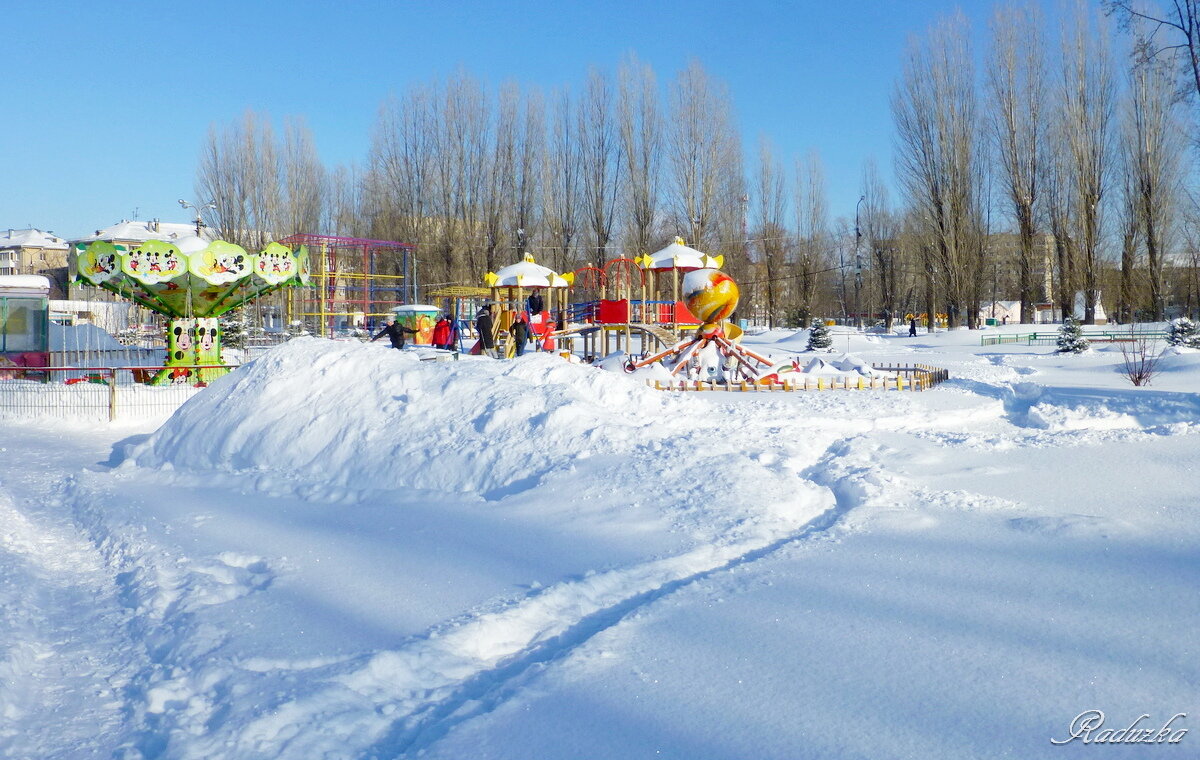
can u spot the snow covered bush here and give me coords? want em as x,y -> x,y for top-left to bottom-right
1166,317 -> 1200,348
806,320 -> 833,351
784,306 -> 812,329
1056,318 -> 1089,354
219,316 -> 248,349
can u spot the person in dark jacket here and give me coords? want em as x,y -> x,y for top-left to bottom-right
371,316 -> 417,349
477,306 -> 497,358
909,317 -> 918,337
510,315 -> 530,357
527,292 -> 544,315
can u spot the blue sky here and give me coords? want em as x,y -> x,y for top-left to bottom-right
6,0 -> 1019,240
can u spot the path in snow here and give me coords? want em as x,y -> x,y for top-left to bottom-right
90,389 -> 985,759
0,425 -> 146,759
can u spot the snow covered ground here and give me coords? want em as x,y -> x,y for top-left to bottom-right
1,325 -> 1197,759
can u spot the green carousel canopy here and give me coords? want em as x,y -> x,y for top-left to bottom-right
69,236 -> 312,317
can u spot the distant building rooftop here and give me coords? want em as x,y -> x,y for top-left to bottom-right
1,228 -> 68,251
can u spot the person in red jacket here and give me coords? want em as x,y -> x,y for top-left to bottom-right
432,315 -> 453,350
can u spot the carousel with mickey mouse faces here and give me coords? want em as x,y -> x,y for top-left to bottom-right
71,236 -> 311,384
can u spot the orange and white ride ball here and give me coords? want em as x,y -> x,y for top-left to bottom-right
682,268 -> 739,325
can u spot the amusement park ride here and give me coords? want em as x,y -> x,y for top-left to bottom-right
623,267 -> 775,382
71,236 -> 310,384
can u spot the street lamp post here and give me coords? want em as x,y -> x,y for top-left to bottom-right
178,199 -> 216,238
854,195 -> 865,330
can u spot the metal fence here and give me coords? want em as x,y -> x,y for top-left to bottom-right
981,329 -> 1167,346
0,366 -> 233,422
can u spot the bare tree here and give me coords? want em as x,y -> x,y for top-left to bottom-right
513,88 -> 545,262
618,54 -> 663,258
1106,0 -> 1200,104
794,152 -> 829,326
1043,126 -> 1077,322
197,110 -> 283,250
545,89 -> 581,272
1120,330 -> 1163,385
667,60 -> 740,249
988,1 -> 1047,324
368,85 -> 436,265
893,12 -> 983,328
862,159 -> 901,328
1182,191 -> 1200,318
1058,2 -> 1116,324
753,138 -> 788,327
327,164 -> 365,238
279,118 -> 326,238
482,82 -> 518,272
1125,33 -> 1185,321
1116,147 -> 1143,323
431,72 -> 490,283
578,68 -> 623,262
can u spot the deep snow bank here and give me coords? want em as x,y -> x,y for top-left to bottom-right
131,339 -> 688,498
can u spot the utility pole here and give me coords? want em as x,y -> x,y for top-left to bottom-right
854,195 -> 865,329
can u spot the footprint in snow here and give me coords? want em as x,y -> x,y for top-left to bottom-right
1007,514 -> 1136,540
187,553 -> 274,608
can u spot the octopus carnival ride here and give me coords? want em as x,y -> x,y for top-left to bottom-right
623,267 -> 777,383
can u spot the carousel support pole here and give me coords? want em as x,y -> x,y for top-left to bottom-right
640,274 -> 647,324
672,268 -> 679,331
624,278 -> 632,355
317,242 -> 326,338
491,286 -> 500,348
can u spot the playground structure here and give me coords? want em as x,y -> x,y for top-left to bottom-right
473,239 -> 745,361
564,238 -> 725,358
71,236 -> 310,384
278,234 -> 415,337
482,254 -> 573,357
468,238 -> 948,392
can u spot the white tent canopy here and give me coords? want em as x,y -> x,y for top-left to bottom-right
639,237 -> 722,271
487,258 -> 569,288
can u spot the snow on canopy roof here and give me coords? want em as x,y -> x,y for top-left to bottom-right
0,274 -> 52,292
488,259 -> 569,288
0,228 -> 67,250
392,304 -> 440,313
75,220 -> 214,244
641,237 -> 722,271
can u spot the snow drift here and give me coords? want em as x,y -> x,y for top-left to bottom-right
131,339 -> 688,499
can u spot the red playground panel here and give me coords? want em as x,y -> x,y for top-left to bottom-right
595,299 -> 700,325
527,310 -> 553,336
597,300 -> 632,324
669,302 -> 701,325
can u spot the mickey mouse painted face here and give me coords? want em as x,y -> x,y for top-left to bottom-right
174,324 -> 193,351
